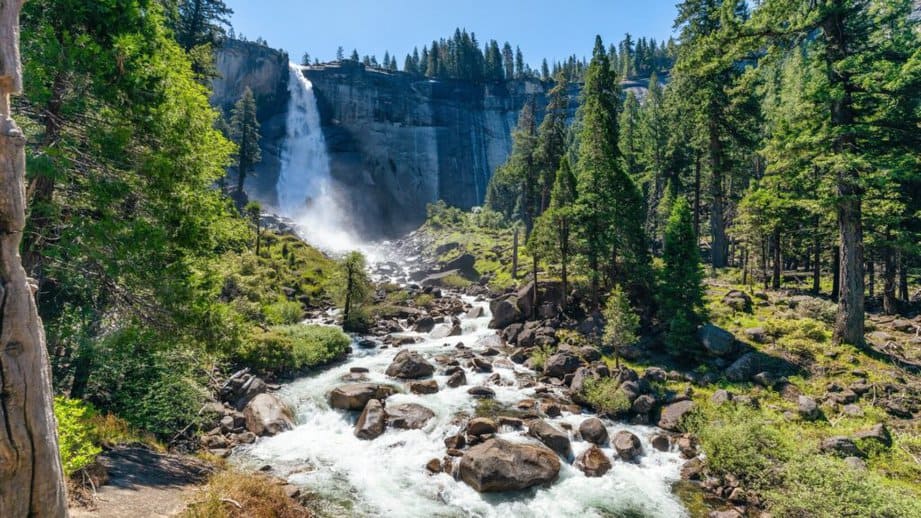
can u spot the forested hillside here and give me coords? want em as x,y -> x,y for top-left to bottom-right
3,0 -> 920,517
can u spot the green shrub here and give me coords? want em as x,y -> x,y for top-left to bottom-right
769,455 -> 921,518
582,378 -> 632,416
690,405 -> 791,489
530,344 -> 554,370
263,298 -> 303,325
440,273 -> 472,289
239,324 -> 350,375
426,200 -> 467,228
54,397 -> 102,476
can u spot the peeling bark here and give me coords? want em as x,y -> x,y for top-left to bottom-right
0,1 -> 69,515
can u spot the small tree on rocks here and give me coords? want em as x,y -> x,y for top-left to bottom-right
659,196 -> 705,357
337,251 -> 371,332
603,285 -> 639,367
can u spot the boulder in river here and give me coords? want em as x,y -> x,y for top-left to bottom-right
467,417 -> 498,436
409,379 -> 439,394
468,386 -> 496,399
543,350 -> 582,378
658,400 -> 695,431
243,393 -> 294,437
329,383 -> 397,411
527,419 -> 573,459
385,403 -> 435,429
413,316 -> 436,333
447,370 -> 467,388
612,430 -> 643,461
458,438 -> 561,492
575,445 -> 612,477
578,418 -> 608,446
385,349 -> 436,379
488,296 -> 522,329
354,399 -> 387,440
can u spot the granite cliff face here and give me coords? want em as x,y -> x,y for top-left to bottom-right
211,40 -> 289,203
213,41 -> 577,237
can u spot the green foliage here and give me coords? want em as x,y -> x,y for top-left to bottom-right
425,200 -> 467,229
263,298 -> 303,325
581,377 -> 632,416
602,285 -> 640,354
230,87 -> 262,192
690,405 -> 791,489
336,251 -> 372,332
573,36 -> 651,307
54,397 -> 103,476
238,325 -> 350,376
659,197 -> 705,356
768,455 -> 921,518
529,344 -> 554,371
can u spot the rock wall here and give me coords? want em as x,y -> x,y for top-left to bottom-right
211,40 -> 289,203
212,41 -> 579,237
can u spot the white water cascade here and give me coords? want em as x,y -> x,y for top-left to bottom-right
276,63 -> 366,254
234,293 -> 689,517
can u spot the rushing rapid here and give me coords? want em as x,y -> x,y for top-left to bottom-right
233,291 -> 688,517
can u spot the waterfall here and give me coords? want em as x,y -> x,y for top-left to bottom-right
277,63 -> 365,254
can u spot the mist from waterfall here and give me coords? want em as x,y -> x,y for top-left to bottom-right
277,63 -> 366,255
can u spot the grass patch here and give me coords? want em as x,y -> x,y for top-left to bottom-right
182,471 -> 309,517
238,324 -> 350,376
581,378 -> 632,416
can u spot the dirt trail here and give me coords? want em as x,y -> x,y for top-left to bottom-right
69,446 -> 212,518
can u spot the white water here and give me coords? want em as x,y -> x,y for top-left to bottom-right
276,63 -> 368,255
234,293 -> 688,517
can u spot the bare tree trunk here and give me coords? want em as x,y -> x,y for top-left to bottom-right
882,244 -> 897,315
708,117 -> 727,268
771,227 -> 781,290
832,245 -> 840,301
898,250 -> 909,302
693,153 -> 701,242
825,6 -> 864,345
812,218 -> 821,295
511,226 -> 518,280
1,2 -> 69,514
867,259 -> 875,300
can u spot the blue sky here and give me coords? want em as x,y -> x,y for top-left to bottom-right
224,0 -> 679,68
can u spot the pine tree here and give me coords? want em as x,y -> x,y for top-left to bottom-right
229,87 -> 262,194
532,156 -> 578,300
659,197 -> 705,357
540,59 -> 550,81
175,0 -> 233,50
515,46 -> 524,79
619,91 -> 642,179
301,52 -> 311,66
534,72 -> 569,212
338,251 -> 371,332
502,42 -> 515,79
603,285 -> 640,364
573,36 -> 651,309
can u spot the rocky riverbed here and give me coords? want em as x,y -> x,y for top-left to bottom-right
213,240 -> 707,517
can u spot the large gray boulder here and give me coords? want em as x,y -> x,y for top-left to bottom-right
243,393 -> 294,436
724,351 -> 760,382
544,350 -> 582,378
658,400 -> 695,431
458,438 -> 561,492
578,418 -> 608,446
354,399 -> 386,440
698,324 -> 736,357
527,419 -> 572,459
612,430 -> 643,461
489,296 -> 522,329
385,403 -> 435,429
328,383 -> 396,411
385,349 -> 435,379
